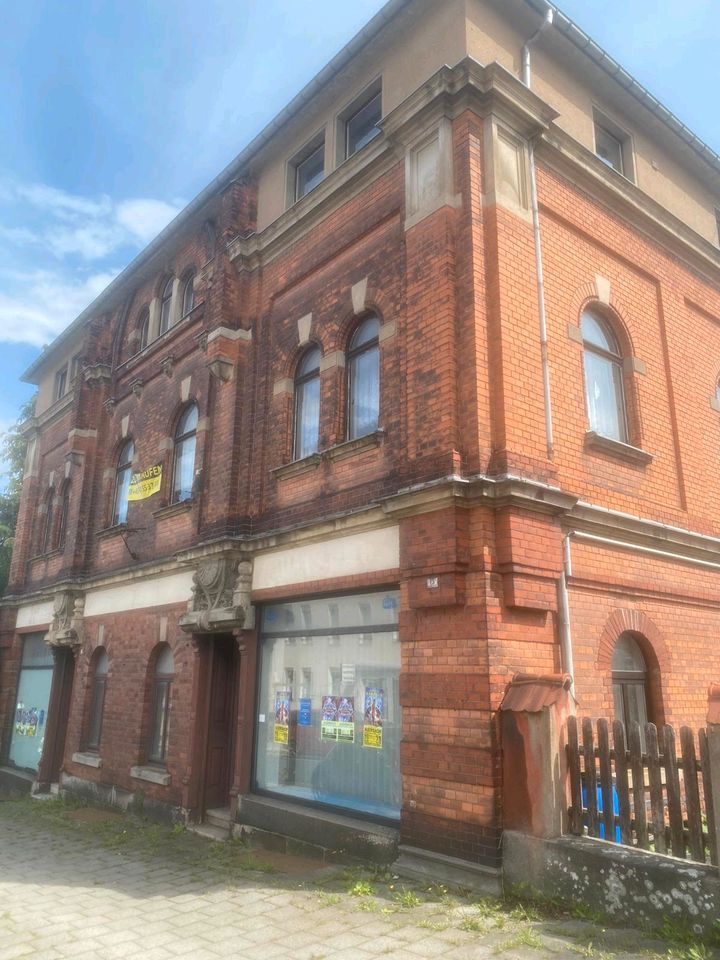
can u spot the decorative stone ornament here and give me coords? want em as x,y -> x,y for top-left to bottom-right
83,363 -> 112,388
207,356 -> 234,383
179,555 -> 254,633
46,589 -> 85,648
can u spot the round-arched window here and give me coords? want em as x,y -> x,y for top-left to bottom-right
294,347 -> 321,460
581,309 -> 627,443
612,633 -> 649,733
86,648 -> 108,752
159,277 -> 174,334
113,440 -> 135,525
347,315 -> 380,440
172,404 -> 199,504
149,645 -> 174,764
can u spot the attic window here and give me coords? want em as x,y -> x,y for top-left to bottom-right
593,111 -> 635,183
339,82 -> 382,160
291,138 -> 325,202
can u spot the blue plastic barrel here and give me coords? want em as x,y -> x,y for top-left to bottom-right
581,783 -> 621,842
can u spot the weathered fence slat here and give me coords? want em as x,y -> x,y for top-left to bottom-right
680,726 -> 705,863
567,715 -> 583,835
582,717 -> 599,837
612,720 -> 632,845
646,724 -> 666,855
628,721 -> 648,849
598,719 -> 615,842
663,725 -> 685,859
699,728 -> 719,867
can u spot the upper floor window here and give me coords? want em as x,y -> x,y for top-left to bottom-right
159,277 -> 174,335
294,347 -> 321,460
581,309 -> 628,443
715,208 -> 720,248
149,644 -> 174,764
347,315 -> 380,440
292,138 -> 325,202
54,367 -> 68,402
593,111 -> 635,182
181,272 -> 195,318
42,489 -> 55,553
57,483 -> 70,550
172,404 -> 198,503
344,88 -> 382,159
70,353 -> 83,382
86,648 -> 108,752
113,440 -> 134,525
612,634 -> 650,736
138,308 -> 150,352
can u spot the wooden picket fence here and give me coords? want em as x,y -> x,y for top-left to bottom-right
566,716 -> 719,866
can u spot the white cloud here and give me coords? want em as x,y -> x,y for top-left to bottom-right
0,269 -> 121,347
115,198 -> 181,245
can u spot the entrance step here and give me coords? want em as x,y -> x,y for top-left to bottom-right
187,823 -> 229,842
205,806 -> 232,831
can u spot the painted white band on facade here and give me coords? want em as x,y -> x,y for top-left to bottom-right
16,601 -> 54,629
84,571 -> 195,618
252,525 -> 400,591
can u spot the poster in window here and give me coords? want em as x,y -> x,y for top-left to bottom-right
14,704 -> 40,738
363,687 -> 384,749
337,696 -> 355,744
298,698 -> 312,727
321,695 -> 338,742
273,690 -> 290,745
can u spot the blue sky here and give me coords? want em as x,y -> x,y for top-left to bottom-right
0,0 -> 718,481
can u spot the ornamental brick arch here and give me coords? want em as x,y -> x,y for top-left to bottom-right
596,608 -> 670,727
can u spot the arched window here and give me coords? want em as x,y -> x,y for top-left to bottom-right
138,308 -> 150,352
113,440 -> 134,525
181,272 -> 195,318
294,347 -> 321,459
57,483 -> 70,550
86,648 -> 108,752
149,644 -> 174,764
159,277 -> 174,335
41,490 -> 55,554
612,634 -> 650,733
172,404 -> 198,503
581,309 -> 627,443
347,315 -> 380,440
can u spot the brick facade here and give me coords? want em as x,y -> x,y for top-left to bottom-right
1,12 -> 720,870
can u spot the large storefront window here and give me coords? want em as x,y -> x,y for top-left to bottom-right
8,634 -> 54,773
255,591 -> 401,821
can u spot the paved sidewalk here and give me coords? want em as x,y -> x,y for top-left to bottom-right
0,797 -> 706,960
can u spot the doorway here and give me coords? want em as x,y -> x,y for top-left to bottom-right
37,646 -> 76,790
202,636 -> 239,816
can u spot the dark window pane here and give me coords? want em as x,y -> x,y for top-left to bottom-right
87,678 -> 106,751
296,145 -> 324,199
172,435 -> 197,502
149,680 -> 170,763
595,125 -> 624,174
346,92 -> 381,157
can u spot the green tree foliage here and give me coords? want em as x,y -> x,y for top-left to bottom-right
0,396 -> 36,595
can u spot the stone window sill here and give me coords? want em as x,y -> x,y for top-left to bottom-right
584,431 -> 653,467
95,523 -> 129,541
130,765 -> 171,786
72,752 -> 102,769
271,430 -> 385,481
153,498 -> 194,520
31,548 -> 62,563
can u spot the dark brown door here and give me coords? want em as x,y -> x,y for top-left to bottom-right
203,637 -> 238,812
37,647 -> 76,791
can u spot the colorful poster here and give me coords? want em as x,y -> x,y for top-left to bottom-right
363,687 -> 384,749
321,696 -> 355,743
127,464 -> 163,502
14,705 -> 40,738
273,690 -> 290,744
298,698 -> 312,727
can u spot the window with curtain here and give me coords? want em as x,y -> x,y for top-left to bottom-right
612,633 -> 650,737
294,347 -> 321,460
138,308 -> 150,352
581,309 -> 628,443
113,440 -> 134,525
181,272 -> 195,317
347,316 -> 380,440
149,645 -> 174,764
57,484 -> 70,550
172,404 -> 198,503
86,649 -> 108,752
159,277 -> 174,334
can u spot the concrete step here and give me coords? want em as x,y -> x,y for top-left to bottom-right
187,822 -> 229,842
205,807 -> 232,831
394,844 -> 502,896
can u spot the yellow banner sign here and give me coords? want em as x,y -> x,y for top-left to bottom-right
128,464 -> 163,502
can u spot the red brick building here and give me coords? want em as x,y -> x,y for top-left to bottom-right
2,0 -> 720,875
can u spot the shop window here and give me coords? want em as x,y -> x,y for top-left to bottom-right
86,649 -> 108,752
581,309 -> 628,443
612,633 -> 650,736
148,644 -> 174,764
171,403 -> 198,503
181,271 -> 195,318
8,634 -> 54,773
159,277 -> 174,335
113,440 -> 134,525
57,483 -> 70,550
255,590 -> 401,820
347,315 -> 380,440
294,346 -> 321,460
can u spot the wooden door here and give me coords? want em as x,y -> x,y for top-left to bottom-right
37,647 -> 76,790
203,637 -> 238,812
